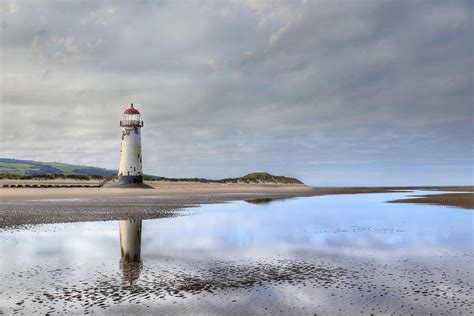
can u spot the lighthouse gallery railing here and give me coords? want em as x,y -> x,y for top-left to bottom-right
120,120 -> 144,127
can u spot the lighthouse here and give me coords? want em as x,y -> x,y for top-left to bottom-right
118,103 -> 144,185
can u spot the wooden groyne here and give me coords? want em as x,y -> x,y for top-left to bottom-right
2,184 -> 100,188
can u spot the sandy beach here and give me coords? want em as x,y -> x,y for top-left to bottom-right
0,181 -> 315,202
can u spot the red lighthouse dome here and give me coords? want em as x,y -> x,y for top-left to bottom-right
120,103 -> 143,127
124,103 -> 140,114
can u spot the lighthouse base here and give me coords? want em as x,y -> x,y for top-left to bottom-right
119,175 -> 144,184
103,176 -> 153,189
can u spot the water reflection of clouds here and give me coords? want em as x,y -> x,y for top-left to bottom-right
0,191 -> 472,271
138,192 -> 472,261
0,224 -> 119,273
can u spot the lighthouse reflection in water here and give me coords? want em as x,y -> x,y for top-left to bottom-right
118,219 -> 142,283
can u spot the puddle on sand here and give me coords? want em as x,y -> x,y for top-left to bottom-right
0,191 -> 473,314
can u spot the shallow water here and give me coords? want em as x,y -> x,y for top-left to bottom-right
1,191 -> 473,314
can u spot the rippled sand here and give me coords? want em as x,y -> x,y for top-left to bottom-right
3,254 -> 473,314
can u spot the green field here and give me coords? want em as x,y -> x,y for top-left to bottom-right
0,159 -> 114,177
47,162 -> 91,173
0,163 -> 34,175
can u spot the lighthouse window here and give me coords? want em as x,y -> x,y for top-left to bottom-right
134,167 -> 136,171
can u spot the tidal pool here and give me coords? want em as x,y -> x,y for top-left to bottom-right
0,191 -> 473,314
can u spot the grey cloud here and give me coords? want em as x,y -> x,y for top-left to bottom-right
0,0 -> 472,185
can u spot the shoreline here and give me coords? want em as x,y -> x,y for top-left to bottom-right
0,183 -> 472,229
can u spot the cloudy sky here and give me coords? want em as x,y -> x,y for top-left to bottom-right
1,0 -> 472,185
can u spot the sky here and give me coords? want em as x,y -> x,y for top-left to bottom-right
0,0 -> 472,186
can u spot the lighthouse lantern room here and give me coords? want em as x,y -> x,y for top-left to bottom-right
118,103 -> 144,184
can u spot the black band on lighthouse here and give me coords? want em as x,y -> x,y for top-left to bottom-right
119,175 -> 144,184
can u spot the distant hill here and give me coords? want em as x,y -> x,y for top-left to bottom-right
240,172 -> 303,184
161,172 -> 303,184
0,158 -> 304,184
0,158 -> 115,177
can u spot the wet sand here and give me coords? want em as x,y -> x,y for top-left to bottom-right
0,183 -> 473,228
389,192 -> 474,209
4,252 -> 473,314
0,183 -> 314,228
2,189 -> 473,315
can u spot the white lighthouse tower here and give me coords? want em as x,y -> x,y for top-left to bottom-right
118,103 -> 144,185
